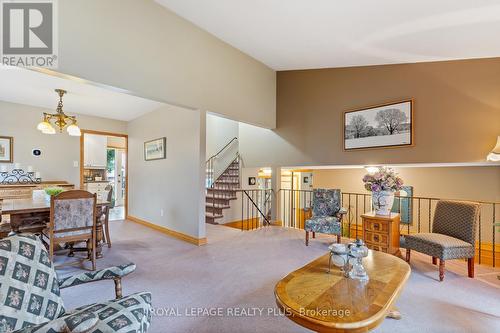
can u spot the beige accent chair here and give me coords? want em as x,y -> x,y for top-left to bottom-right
403,200 -> 480,281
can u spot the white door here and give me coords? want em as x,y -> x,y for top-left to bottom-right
114,149 -> 126,207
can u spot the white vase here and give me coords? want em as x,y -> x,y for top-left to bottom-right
372,190 -> 395,216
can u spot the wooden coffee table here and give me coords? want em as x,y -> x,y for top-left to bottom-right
275,250 -> 410,332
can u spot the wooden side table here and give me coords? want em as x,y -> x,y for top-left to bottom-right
361,212 -> 401,256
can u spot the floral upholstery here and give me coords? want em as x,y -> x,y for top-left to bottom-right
0,234 -> 152,333
312,189 -> 341,217
52,198 -> 95,238
305,189 -> 342,235
403,200 -> 480,260
304,216 -> 341,234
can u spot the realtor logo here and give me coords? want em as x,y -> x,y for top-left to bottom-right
1,0 -> 58,68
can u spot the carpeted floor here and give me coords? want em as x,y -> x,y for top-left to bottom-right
56,220 -> 500,333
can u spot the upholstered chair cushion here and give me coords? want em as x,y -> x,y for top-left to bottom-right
18,292 -> 152,333
312,189 -> 341,217
403,233 -> 475,260
431,200 -> 480,245
17,310 -> 98,333
304,216 -> 341,234
67,292 -> 152,333
53,198 -> 95,238
0,234 -> 65,332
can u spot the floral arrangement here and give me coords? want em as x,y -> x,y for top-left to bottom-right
362,167 -> 403,192
44,187 -> 64,196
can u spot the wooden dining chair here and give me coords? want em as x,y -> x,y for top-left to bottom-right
42,190 -> 97,270
101,184 -> 113,248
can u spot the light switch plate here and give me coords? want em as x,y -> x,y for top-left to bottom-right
73,161 -> 79,167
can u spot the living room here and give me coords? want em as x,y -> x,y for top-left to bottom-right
0,1 -> 499,333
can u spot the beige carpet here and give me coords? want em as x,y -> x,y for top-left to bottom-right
56,221 -> 500,333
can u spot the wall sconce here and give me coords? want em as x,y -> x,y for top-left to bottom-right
487,136 -> 500,162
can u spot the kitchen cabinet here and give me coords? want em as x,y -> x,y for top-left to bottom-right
84,134 -> 107,168
85,182 -> 110,201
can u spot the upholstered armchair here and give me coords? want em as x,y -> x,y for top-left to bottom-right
305,189 -> 347,246
403,200 -> 480,281
0,234 -> 152,333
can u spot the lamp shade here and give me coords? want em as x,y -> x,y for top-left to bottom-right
37,120 -> 51,132
487,136 -> 500,161
67,124 -> 81,137
42,125 -> 56,135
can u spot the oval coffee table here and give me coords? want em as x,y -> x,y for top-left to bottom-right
275,250 -> 410,332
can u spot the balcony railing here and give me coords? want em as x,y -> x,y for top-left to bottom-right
278,189 -> 499,267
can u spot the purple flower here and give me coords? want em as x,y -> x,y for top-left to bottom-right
362,167 -> 404,192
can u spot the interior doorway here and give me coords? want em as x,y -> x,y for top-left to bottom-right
106,147 -> 126,220
80,130 -> 128,221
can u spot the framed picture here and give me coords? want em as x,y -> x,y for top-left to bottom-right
144,137 -> 166,161
248,177 -> 256,186
343,100 -> 413,151
0,136 -> 13,163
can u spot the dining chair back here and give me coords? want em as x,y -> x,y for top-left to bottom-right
45,190 -> 97,270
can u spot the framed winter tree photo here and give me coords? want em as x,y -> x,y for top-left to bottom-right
343,100 -> 413,151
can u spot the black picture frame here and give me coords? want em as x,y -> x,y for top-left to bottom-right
144,137 -> 166,161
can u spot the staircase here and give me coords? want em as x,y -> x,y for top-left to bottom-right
205,158 -> 240,224
205,137 -> 240,224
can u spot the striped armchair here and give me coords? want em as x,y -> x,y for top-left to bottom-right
403,200 -> 480,281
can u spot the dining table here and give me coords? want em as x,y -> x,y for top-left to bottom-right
1,191 -> 110,258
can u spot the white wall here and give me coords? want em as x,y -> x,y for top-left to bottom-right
206,114 -> 239,158
239,122 -> 310,168
0,101 -> 127,186
58,0 -> 276,129
127,105 -> 206,239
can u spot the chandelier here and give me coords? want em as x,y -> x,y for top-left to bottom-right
37,89 -> 81,136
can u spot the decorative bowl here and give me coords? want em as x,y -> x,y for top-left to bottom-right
44,187 -> 64,197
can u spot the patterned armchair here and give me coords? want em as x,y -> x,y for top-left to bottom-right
0,234 -> 152,333
305,189 -> 346,246
403,200 -> 480,281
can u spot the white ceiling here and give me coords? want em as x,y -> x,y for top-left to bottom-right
0,66 -> 163,121
156,0 -> 500,70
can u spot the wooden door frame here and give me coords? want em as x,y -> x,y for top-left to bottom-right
80,129 -> 129,218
